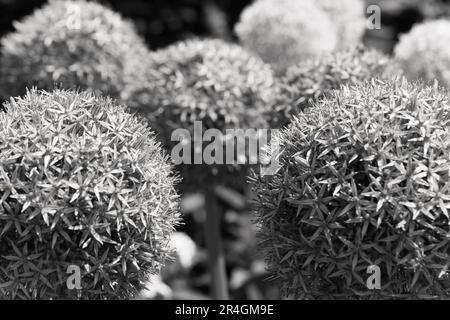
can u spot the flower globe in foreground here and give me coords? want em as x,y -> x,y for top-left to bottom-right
395,19 -> 450,88
0,0 -> 149,99
272,47 -> 397,127
0,89 -> 180,300
251,78 -> 450,299
235,0 -> 337,73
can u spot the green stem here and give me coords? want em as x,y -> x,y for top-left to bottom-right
204,186 -> 229,300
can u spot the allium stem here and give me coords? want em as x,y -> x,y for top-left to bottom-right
204,187 -> 229,300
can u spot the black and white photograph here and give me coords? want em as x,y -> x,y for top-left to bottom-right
0,0 -> 449,313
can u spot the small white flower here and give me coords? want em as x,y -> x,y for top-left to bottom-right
170,232 -> 197,270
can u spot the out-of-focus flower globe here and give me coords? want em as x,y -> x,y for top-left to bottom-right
271,47 -> 397,127
394,19 -> 450,87
315,0 -> 366,50
125,38 -> 276,189
0,0 -> 149,99
235,0 -> 337,73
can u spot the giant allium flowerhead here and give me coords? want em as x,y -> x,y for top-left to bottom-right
395,19 -> 450,87
0,0 -> 149,99
315,0 -> 366,49
250,78 -> 450,299
0,89 -> 180,300
235,0 -> 338,73
125,38 -> 276,188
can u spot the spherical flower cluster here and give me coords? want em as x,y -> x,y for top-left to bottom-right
272,47 -> 397,127
235,0 -> 337,73
315,0 -> 366,50
420,0 -> 450,19
0,89 -> 180,300
0,0 -> 149,99
126,38 -> 276,188
395,19 -> 450,87
251,78 -> 450,299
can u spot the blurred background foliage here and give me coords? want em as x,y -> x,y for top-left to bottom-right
1,0 -> 449,52
0,0 -> 252,48
1,0 -> 450,300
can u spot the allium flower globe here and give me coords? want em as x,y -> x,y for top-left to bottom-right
0,89 -> 180,300
251,78 -> 450,299
235,0 -> 337,73
126,38 -> 276,188
271,47 -> 397,127
0,0 -> 149,99
395,19 -> 450,87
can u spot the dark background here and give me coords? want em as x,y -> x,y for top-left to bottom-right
1,0 -> 450,53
